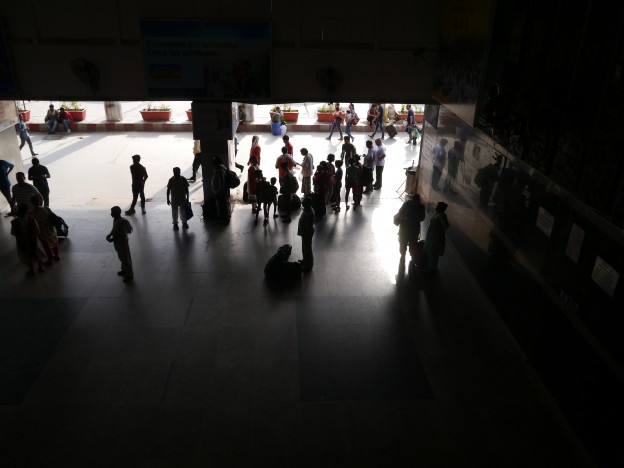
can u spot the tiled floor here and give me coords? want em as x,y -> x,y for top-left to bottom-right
0,131 -> 594,466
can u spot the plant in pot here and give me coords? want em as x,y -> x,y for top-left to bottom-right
413,104 -> 425,123
16,101 -> 30,122
396,104 -> 410,121
60,101 -> 87,121
317,103 -> 340,122
140,103 -> 172,121
271,104 -> 299,123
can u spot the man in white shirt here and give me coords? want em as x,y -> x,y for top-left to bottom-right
373,139 -> 386,190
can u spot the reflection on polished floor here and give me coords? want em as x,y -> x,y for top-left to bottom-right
0,131 -> 593,466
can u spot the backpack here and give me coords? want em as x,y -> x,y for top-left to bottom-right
346,165 -> 359,183
225,168 -> 241,188
284,172 -> 299,194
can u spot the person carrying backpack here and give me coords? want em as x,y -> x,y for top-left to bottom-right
279,161 -> 298,223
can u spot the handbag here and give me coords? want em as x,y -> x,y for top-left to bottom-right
393,212 -> 403,226
352,113 -> 360,125
185,201 -> 194,220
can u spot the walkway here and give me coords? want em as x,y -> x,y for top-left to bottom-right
0,130 -> 593,466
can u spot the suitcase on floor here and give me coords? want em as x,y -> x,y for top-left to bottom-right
243,181 -> 249,202
48,209 -> 69,238
311,192 -> 326,219
278,194 -> 290,212
385,124 -> 398,138
290,194 -> 301,210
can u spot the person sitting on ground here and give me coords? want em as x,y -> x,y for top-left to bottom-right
264,244 -> 301,281
367,104 -> 378,125
58,107 -> 73,134
45,104 -> 59,134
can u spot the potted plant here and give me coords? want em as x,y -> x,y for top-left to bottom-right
413,104 -> 425,123
396,104 -> 410,121
16,101 -> 30,122
270,104 -> 299,123
186,108 -> 193,121
317,103 -> 341,122
140,103 -> 172,121
60,101 -> 87,121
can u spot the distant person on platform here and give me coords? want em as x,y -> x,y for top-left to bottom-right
58,107 -> 73,134
106,206 -> 134,283
423,202 -> 450,272
373,138 -> 386,190
1,159 -> 15,215
166,167 -> 190,230
27,158 -> 51,208
17,114 -> 37,157
44,104 -> 59,134
369,103 -> 385,140
188,140 -> 202,182
126,155 -> 148,215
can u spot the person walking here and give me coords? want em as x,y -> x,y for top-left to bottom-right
0,159 -> 15,215
166,167 -> 190,230
11,172 -> 41,212
431,139 -> 448,191
11,202 -> 45,275
373,138 -> 386,189
327,103 -> 344,140
247,155 -> 260,215
106,206 -> 134,283
297,196 -> 315,272
126,155 -> 148,215
29,194 -> 60,262
27,158 -> 51,207
249,135 -> 262,166
345,103 -> 357,141
300,148 -> 314,196
397,194 -> 426,265
369,103 -> 385,140
188,140 -> 202,182
18,114 -> 38,157
423,202 -> 450,272
344,158 -> 361,211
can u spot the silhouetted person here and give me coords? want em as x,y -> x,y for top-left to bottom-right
298,196 -> 316,272
444,140 -> 464,195
479,154 -> 502,207
11,172 -> 41,212
397,194 -> 426,265
106,206 -> 134,283
211,156 -> 230,223
126,154 -> 148,215
166,166 -> 190,230
0,159 -> 15,215
424,202 -> 450,272
11,202 -> 45,275
27,158 -> 50,207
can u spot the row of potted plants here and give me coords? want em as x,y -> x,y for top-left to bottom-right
17,101 -> 87,122
268,103 -> 425,124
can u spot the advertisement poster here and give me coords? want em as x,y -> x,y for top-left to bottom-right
141,21 -> 271,100
536,207 -> 554,238
565,223 -> 585,263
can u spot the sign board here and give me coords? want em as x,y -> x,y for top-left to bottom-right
141,21 -> 271,100
565,223 -> 585,263
591,257 -> 619,298
536,207 -> 554,238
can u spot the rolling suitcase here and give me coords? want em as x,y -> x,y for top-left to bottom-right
290,194 -> 301,211
409,240 -> 426,268
48,209 -> 69,238
311,192 -> 326,219
278,194 -> 290,212
243,181 -> 249,202
385,124 -> 398,138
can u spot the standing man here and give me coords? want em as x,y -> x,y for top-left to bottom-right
18,114 -> 38,157
280,162 -> 299,223
340,136 -> 356,162
275,147 -> 298,184
362,140 -> 375,193
406,104 -> 415,144
1,159 -> 15,215
126,155 -> 148,215
373,138 -> 386,190
297,196 -> 315,273
27,158 -> 51,207
106,206 -> 134,283
369,103 -> 385,140
211,156 -> 230,224
11,172 -> 41,211
300,148 -> 314,196
45,104 -> 59,134
166,167 -> 190,230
